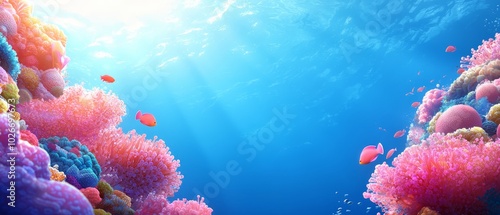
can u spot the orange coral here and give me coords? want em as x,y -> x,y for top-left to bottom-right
113,190 -> 132,207
5,0 -> 67,71
417,207 -> 441,215
49,165 -> 66,181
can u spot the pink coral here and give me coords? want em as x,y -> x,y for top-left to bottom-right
435,104 -> 482,134
135,194 -> 213,215
0,8 -> 17,36
416,89 -> 446,124
476,82 -> 500,103
92,127 -> 183,205
461,33 -> 500,68
407,124 -> 425,146
40,68 -> 65,97
16,85 -> 125,145
364,133 -> 500,214
20,129 -> 38,146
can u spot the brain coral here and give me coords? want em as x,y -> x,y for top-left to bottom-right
17,66 -> 39,92
0,123 -> 93,215
364,133 -> 500,214
39,136 -> 101,188
435,104 -> 482,134
447,59 -> 500,100
0,7 -> 17,36
476,82 -> 500,103
40,68 -> 65,97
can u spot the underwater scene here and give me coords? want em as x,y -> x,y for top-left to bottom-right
1,0 -> 500,214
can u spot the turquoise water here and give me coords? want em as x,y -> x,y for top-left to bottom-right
30,0 -> 499,214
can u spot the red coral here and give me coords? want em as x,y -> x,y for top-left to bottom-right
80,187 -> 102,207
20,129 -> 38,146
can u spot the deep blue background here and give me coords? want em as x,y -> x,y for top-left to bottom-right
32,0 -> 499,214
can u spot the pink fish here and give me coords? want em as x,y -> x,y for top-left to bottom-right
411,101 -> 421,108
386,148 -> 396,159
445,45 -> 456,52
457,68 -> 465,74
417,86 -> 425,92
136,110 -> 157,127
359,143 -> 384,165
394,129 -> 406,138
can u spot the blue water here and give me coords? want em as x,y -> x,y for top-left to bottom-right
31,0 -> 499,214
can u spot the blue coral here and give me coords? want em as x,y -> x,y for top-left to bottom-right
479,188 -> 500,214
0,34 -> 20,82
482,120 -> 497,136
39,136 -> 101,188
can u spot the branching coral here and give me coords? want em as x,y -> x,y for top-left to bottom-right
17,85 -> 125,143
416,89 -> 446,124
93,127 -> 183,205
364,133 -> 500,214
461,33 -> 500,68
135,193 -> 213,215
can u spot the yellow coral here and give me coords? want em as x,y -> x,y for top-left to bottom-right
427,112 -> 441,134
0,97 -> 8,113
487,104 -> 500,124
448,126 -> 490,143
49,166 -> 66,182
10,111 -> 20,121
1,83 -> 19,105
18,67 -> 39,92
93,209 -> 111,215
447,59 -> 500,100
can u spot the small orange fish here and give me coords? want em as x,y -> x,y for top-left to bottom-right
445,45 -> 456,52
457,68 -> 465,74
417,86 -> 425,92
101,75 -> 115,83
136,110 -> 157,127
394,129 -> 406,138
386,148 -> 396,159
359,143 -> 384,165
411,101 -> 421,108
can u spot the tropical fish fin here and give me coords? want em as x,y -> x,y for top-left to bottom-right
135,110 -> 142,120
377,143 -> 384,155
